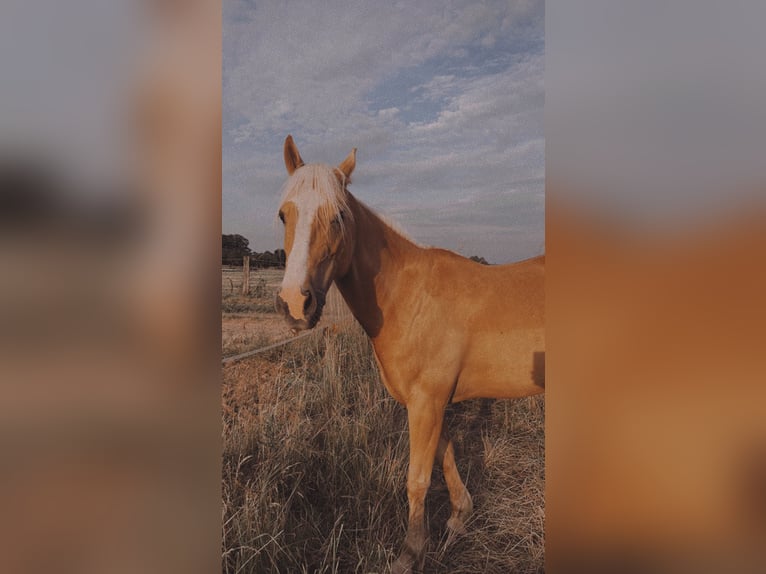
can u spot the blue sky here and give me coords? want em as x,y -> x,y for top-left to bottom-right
223,0 -> 544,264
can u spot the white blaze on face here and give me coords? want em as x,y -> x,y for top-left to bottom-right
280,190 -> 323,320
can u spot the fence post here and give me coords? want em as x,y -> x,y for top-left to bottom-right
242,256 -> 250,295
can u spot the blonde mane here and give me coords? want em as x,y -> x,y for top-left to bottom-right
356,197 -> 419,245
278,163 -> 355,237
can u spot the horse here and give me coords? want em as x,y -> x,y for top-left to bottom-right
275,135 -> 544,573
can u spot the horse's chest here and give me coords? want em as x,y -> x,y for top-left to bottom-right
370,345 -> 407,404
371,329 -> 464,404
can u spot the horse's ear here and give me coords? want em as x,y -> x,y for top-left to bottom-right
337,147 -> 356,181
284,135 -> 304,175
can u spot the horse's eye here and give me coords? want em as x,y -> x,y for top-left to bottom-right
333,211 -> 345,226
278,211 -> 285,224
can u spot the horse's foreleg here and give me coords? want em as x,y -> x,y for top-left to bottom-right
392,397 -> 443,574
436,425 -> 473,538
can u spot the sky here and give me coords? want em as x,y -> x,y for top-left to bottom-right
223,0 -> 544,264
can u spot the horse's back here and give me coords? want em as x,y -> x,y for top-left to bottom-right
425,250 -> 544,327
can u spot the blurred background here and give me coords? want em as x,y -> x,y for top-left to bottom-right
1,1 -> 765,573
546,1 -> 766,572
0,1 -> 220,573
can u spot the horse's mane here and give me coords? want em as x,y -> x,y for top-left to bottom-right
278,163 -> 420,247
278,164 -> 355,238
355,197 -> 419,246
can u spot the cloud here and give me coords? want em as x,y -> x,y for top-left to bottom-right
224,0 -> 541,140
223,0 -> 544,264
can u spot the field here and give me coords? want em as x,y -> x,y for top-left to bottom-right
222,268 -> 545,573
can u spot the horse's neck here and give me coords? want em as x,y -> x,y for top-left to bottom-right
335,196 -> 416,339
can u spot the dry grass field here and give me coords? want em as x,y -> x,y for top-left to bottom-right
222,268 -> 545,573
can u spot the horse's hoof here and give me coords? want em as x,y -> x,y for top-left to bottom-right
392,546 -> 425,574
446,490 -> 472,540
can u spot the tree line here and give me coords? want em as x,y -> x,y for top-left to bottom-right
223,234 -> 490,268
222,234 -> 286,268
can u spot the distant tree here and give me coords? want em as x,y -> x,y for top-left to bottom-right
222,234 -> 251,265
250,248 -> 287,269
251,250 -> 273,268
469,255 -> 490,265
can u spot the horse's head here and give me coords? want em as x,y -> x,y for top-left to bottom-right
275,135 -> 356,330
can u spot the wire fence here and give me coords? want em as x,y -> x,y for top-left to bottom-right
222,265 -> 283,297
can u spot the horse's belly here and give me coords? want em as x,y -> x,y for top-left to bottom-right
452,327 -> 544,401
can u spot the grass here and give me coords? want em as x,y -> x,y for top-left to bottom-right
222,319 -> 545,573
222,329 -> 273,357
222,294 -> 276,315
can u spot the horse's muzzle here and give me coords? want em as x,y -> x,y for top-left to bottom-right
275,287 -> 324,331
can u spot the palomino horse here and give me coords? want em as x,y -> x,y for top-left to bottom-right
275,135 -> 544,573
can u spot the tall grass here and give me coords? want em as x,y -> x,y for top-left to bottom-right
222,322 -> 544,573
